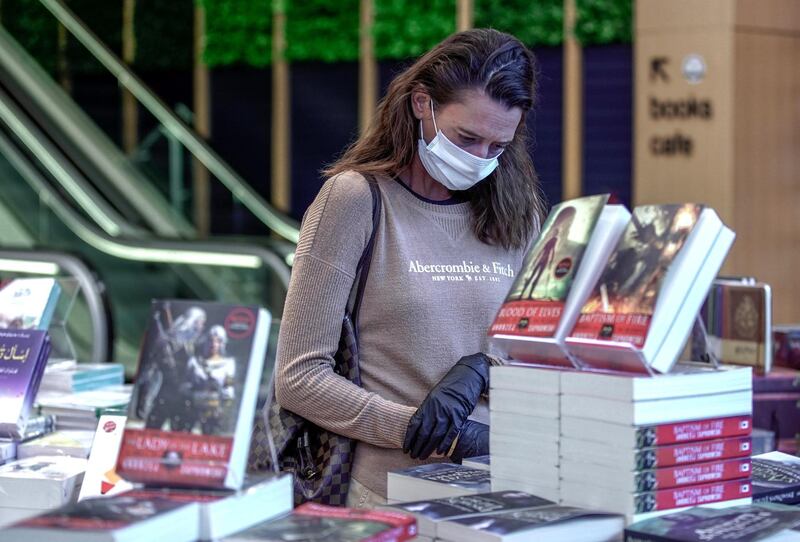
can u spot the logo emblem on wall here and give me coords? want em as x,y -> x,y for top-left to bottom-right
682,54 -> 706,84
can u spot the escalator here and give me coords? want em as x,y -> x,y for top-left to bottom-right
0,98 -> 288,376
0,0 -> 299,250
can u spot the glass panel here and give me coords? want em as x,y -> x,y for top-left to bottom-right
0,128 -> 286,378
0,0 -> 299,244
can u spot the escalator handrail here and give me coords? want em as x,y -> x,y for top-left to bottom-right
0,249 -> 109,363
38,0 -> 301,244
0,129 -> 291,292
0,85 -> 143,238
0,26 -> 195,240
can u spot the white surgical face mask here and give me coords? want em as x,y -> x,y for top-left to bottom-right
417,101 -> 502,191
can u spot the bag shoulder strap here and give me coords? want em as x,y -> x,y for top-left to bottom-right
348,174 -> 381,325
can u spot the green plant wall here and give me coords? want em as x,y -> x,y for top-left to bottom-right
1,0 -> 632,72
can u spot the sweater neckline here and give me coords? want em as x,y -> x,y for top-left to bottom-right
384,176 -> 471,216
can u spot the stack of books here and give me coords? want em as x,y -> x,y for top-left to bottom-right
387,463 -> 491,504
39,362 -> 125,394
624,502 -> 800,542
752,451 -> 800,505
35,385 -> 132,431
223,503 -> 417,542
17,429 -> 95,459
558,364 -> 754,521
488,364 -> 561,501
0,414 -> 56,466
0,455 -> 87,528
1,300 -> 292,540
0,278 -> 61,331
384,491 -> 556,542
386,491 -> 624,542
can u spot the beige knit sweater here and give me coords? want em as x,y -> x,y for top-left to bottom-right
274,171 -> 530,496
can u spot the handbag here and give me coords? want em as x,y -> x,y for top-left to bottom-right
248,177 -> 382,506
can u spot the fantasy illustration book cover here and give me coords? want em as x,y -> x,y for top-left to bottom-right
490,194 -> 609,339
117,300 -> 269,490
570,204 -> 702,347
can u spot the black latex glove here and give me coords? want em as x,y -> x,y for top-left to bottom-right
449,420 -> 489,463
403,353 -> 491,460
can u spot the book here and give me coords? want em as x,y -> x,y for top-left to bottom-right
699,280 -> 772,373
36,385 -> 132,430
489,194 -> 631,367
559,436 -> 752,470
462,456 -> 490,471
2,491 -> 201,542
559,363 -> 751,402
117,473 -> 292,540
752,367 -> 800,394
560,389 -> 752,426
17,429 -> 95,459
489,364 -> 562,395
560,457 -> 752,493
0,455 -> 86,510
40,363 -> 125,394
566,205 -> 735,374
78,415 -> 133,501
0,329 -> 51,439
490,411 -> 559,441
752,451 -> 800,505
561,478 -> 753,517
624,503 -> 800,542
0,278 -> 61,331
489,477 -> 560,503
488,389 -> 559,418
387,463 -> 491,503
0,439 -> 16,464
560,415 -> 753,449
774,325 -> 800,370
222,502 -> 417,542
436,505 -> 624,542
384,492 -> 554,539
118,300 -> 270,489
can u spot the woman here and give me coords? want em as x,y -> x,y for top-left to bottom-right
275,28 -> 545,506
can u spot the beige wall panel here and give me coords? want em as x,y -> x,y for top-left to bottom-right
637,0 -> 734,32
735,0 -> 800,34
634,31 -> 735,224
732,32 -> 800,323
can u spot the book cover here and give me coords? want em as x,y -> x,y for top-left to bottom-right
441,505 -> 623,540
0,278 -> 61,330
490,195 -> 608,339
570,204 -> 702,349
390,491 -> 553,523
774,325 -> 800,370
462,455 -> 490,471
118,300 -> 269,489
0,455 -> 87,509
12,491 -> 198,534
391,463 -> 491,490
702,282 -> 771,372
79,415 -> 134,501
624,503 -> 800,542
0,329 -> 51,439
228,503 -> 417,542
752,452 -> 800,505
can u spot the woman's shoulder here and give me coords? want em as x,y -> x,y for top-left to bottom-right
318,170 -> 377,212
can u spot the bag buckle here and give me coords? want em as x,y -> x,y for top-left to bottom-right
297,431 -> 320,481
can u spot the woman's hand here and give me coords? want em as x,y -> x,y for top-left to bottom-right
402,353 -> 491,460
448,420 -> 489,463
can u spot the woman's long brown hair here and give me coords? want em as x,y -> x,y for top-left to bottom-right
324,29 -> 546,250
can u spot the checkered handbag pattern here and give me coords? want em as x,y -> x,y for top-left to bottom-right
247,179 -> 380,506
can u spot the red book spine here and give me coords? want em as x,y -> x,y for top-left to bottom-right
639,458 -> 751,491
635,479 -> 752,513
644,416 -> 752,447
638,437 -> 751,469
116,428 -> 233,488
490,300 -> 565,338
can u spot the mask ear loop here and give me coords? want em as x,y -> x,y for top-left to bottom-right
429,99 -> 439,133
